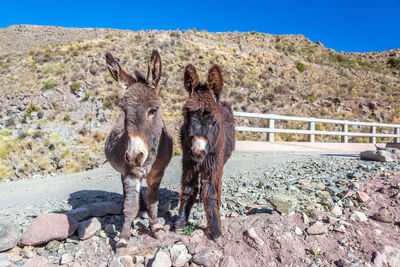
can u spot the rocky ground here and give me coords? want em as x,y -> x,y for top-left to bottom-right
0,152 -> 400,266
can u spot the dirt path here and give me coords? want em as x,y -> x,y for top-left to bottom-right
0,151 -> 335,216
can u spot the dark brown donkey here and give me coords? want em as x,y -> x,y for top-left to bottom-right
175,64 -> 235,239
105,50 -> 172,248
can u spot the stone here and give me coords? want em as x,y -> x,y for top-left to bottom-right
23,256 -> 48,267
373,208 -> 392,223
356,191 -> 370,202
66,207 -> 91,222
269,195 -> 298,215
190,229 -> 205,243
294,227 -> 302,235
0,217 -> 20,252
350,211 -> 368,222
372,251 -> 383,267
219,256 -> 237,267
244,228 -> 265,246
330,206 -> 343,216
360,149 -> 398,162
169,244 -> 192,267
333,224 -> 346,233
60,253 -> 74,264
119,256 -> 134,267
192,250 -> 219,267
152,250 -> 171,267
0,259 -> 11,267
19,213 -> 78,246
86,201 -> 122,217
306,222 -> 328,235
78,217 -> 101,240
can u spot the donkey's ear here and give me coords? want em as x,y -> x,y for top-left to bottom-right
106,52 -> 136,89
184,64 -> 199,94
146,50 -> 162,90
207,64 -> 223,100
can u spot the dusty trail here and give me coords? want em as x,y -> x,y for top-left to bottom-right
0,151 -> 326,216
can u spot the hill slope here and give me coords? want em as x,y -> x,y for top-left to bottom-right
0,25 -> 399,179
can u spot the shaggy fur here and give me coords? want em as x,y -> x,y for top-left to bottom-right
104,51 -> 172,248
175,64 -> 235,239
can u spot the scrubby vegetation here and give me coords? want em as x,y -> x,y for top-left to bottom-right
0,26 -> 399,180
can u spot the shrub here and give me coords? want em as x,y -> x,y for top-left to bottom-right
388,58 -> 400,70
70,81 -> 81,92
63,114 -> 70,121
295,62 -> 305,73
41,80 -> 59,91
183,224 -> 196,235
72,50 -> 79,56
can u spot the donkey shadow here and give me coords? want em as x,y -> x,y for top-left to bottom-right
67,187 -> 179,250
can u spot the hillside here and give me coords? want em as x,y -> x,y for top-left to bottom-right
0,25 -> 399,180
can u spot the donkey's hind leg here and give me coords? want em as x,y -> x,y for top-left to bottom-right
117,174 -> 141,248
175,167 -> 199,230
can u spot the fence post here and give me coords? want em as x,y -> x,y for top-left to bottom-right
370,126 -> 376,144
341,123 -> 348,143
395,128 -> 400,143
266,119 -> 275,142
308,122 -> 315,142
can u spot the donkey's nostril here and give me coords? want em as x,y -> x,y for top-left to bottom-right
137,152 -> 143,160
125,153 -> 130,163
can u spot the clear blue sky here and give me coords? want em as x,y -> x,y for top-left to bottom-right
1,0 -> 399,52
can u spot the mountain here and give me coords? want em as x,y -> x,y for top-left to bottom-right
0,25 -> 399,180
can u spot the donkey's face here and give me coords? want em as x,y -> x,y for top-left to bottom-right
106,51 -> 162,168
183,64 -> 224,163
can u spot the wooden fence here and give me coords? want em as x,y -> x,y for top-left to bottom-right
233,112 -> 400,143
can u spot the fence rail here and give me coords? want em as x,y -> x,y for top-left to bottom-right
233,111 -> 400,143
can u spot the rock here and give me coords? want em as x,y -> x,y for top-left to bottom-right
19,213 -> 78,246
373,208 -> 392,223
45,240 -> 62,252
219,256 -> 237,267
119,256 -> 134,267
169,244 -> 192,267
0,259 -> 11,267
192,250 -> 219,267
356,191 -> 370,202
294,227 -> 302,235
333,224 -> 346,233
372,251 -> 383,267
330,206 -> 343,216
360,150 -> 398,162
350,211 -> 368,222
86,201 -> 122,217
60,253 -> 74,265
152,250 -> 171,267
306,222 -> 328,235
66,207 -> 91,222
78,217 -> 101,240
244,227 -> 268,253
23,256 -> 48,267
190,229 -> 205,243
269,195 -> 298,215
0,217 -> 20,252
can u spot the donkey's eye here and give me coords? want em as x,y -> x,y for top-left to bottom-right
148,108 -> 157,117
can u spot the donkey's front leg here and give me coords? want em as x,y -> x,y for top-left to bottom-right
202,171 -> 222,240
117,174 -> 141,248
175,167 -> 199,230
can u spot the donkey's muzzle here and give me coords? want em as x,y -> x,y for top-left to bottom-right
191,137 -> 207,162
125,136 -> 149,167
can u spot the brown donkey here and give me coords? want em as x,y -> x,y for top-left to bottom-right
105,50 -> 172,248
175,64 -> 235,239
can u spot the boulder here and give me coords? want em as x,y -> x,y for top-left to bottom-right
269,195 -> 298,215
360,149 -> 398,162
0,217 -> 20,252
19,213 -> 78,246
169,244 -> 192,267
86,201 -> 122,217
